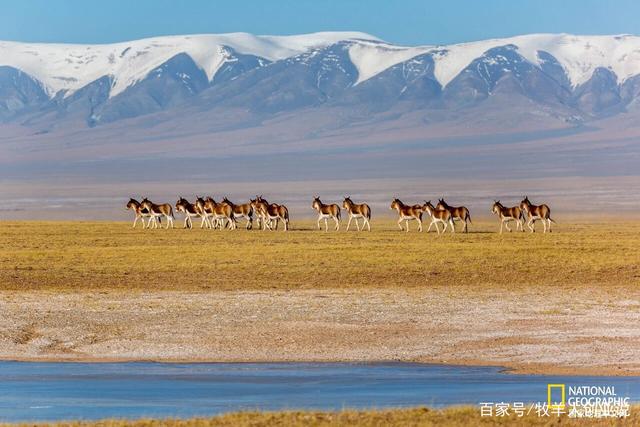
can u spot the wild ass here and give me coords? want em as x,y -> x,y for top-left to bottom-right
520,196 -> 554,233
342,196 -> 371,231
175,197 -> 203,229
491,200 -> 524,233
126,198 -> 156,229
139,198 -> 175,229
312,196 -> 341,231
436,198 -> 471,232
222,197 -> 253,229
422,201 -> 454,234
199,197 -> 236,230
251,196 -> 289,231
390,198 -> 423,232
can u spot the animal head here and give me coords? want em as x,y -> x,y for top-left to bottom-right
491,200 -> 502,214
436,198 -> 448,210
342,196 -> 353,209
390,198 -> 401,210
140,197 -> 151,208
175,197 -> 188,211
126,198 -> 138,210
194,196 -> 206,208
520,196 -> 531,211
312,196 -> 321,210
422,200 -> 434,214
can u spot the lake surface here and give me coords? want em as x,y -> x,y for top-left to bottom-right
0,362 -> 638,422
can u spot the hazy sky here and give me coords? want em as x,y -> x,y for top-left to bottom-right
0,0 -> 638,45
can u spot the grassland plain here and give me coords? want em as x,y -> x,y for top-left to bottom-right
0,220 -> 639,375
4,406 -> 640,427
1,220 -> 639,291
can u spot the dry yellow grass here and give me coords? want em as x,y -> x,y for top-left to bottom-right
0,220 -> 638,291
8,406 -> 639,426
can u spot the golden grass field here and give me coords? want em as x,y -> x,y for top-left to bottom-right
7,406 -> 640,427
1,219 -> 639,291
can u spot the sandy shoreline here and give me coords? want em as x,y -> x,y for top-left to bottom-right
1,288 -> 638,376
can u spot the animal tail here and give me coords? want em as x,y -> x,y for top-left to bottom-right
366,205 -> 372,220
283,206 -> 289,221
549,217 -> 556,223
466,210 -> 472,224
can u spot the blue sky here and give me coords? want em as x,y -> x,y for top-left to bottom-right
0,0 -> 638,45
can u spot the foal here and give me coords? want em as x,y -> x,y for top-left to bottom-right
312,196 -> 341,231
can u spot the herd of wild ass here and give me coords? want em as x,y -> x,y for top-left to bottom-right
126,195 -> 554,233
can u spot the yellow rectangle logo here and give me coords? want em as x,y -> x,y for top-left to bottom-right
548,384 -> 566,409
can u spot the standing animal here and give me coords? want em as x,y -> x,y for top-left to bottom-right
422,200 -> 454,234
436,198 -> 471,232
312,196 -> 341,231
200,197 -> 236,230
342,196 -> 371,231
139,198 -> 175,229
250,196 -> 268,230
126,198 -> 156,229
175,197 -> 203,229
251,196 -> 289,231
491,200 -> 525,233
390,198 -> 423,232
222,197 -> 254,229
520,196 -> 554,233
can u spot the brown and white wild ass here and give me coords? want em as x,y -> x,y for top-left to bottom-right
199,196 -> 236,230
520,196 -> 554,233
436,199 -> 471,232
491,200 -> 524,233
342,197 -> 371,231
312,196 -> 341,231
390,198 -> 423,232
422,201 -> 454,234
222,197 -> 253,229
126,198 -> 156,229
251,196 -> 289,231
175,197 -> 203,229
139,198 -> 175,229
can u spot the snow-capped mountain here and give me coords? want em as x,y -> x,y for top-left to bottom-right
3,32 -> 640,126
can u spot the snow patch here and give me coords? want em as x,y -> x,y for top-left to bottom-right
347,40 -> 431,85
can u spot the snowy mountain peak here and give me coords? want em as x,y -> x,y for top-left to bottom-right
0,31 -> 379,97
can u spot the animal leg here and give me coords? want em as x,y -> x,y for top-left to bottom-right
346,216 -> 352,231
366,218 -> 371,232
397,218 -> 404,231
334,217 -> 340,231
449,219 -> 455,233
355,218 -> 361,231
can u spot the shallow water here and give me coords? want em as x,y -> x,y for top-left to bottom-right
0,362 -> 638,422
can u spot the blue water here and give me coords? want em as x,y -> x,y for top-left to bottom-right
0,362 -> 638,422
